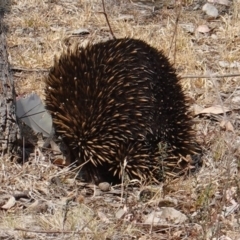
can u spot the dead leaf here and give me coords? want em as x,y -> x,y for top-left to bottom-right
196,25 -> 211,33
225,187 -> 237,202
173,230 -> 184,237
76,194 -> 85,204
198,105 -> 230,115
193,104 -> 204,115
220,120 -> 234,132
222,201 -> 239,217
98,211 -> 111,223
208,0 -> 230,6
144,207 -> 187,225
115,208 -> 127,219
53,158 -> 67,166
1,196 -> 16,210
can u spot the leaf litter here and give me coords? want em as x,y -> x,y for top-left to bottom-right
1,0 -> 240,239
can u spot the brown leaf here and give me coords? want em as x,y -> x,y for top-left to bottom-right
76,194 -> 85,204
53,157 -> 67,166
220,120 -> 234,132
198,105 -> 230,115
1,196 -> 16,210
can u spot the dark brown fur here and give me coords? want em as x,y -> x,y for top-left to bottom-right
45,38 -> 201,183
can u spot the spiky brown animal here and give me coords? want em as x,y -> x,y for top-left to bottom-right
45,38 -> 201,183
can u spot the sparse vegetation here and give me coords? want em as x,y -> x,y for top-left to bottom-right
1,0 -> 240,239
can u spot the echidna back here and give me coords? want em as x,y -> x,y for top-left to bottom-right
45,38 -> 200,183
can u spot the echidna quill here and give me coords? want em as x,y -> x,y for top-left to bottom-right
45,38 -> 201,183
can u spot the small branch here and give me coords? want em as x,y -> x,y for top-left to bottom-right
62,199 -> 71,231
181,73 -> 240,79
168,2 -> 182,64
98,0 -> 116,39
14,227 -> 92,234
13,192 -> 29,200
10,68 -> 240,80
11,67 -> 49,72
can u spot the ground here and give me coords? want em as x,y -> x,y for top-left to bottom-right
1,0 -> 240,239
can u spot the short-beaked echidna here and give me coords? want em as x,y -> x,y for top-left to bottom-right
45,38 -> 201,183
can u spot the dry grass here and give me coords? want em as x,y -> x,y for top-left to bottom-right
1,0 -> 240,239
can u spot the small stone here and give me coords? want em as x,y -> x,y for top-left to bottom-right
98,182 -> 111,192
202,3 -> 219,18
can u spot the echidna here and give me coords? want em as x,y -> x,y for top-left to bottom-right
45,38 -> 201,183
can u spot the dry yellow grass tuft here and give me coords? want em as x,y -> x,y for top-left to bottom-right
1,0 -> 240,239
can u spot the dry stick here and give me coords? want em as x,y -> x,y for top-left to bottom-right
168,3 -> 182,64
14,227 -> 92,234
62,199 -> 70,231
10,66 -> 240,79
22,136 -> 25,163
119,158 -> 127,206
99,0 -> 116,39
13,192 -> 29,200
181,73 -> 240,79
11,67 -> 49,72
174,5 -> 181,64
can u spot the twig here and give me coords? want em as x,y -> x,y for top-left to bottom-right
14,227 -> 92,234
168,2 -> 182,64
13,192 -> 29,200
62,198 -> 71,230
11,67 -> 49,72
98,0 -> 116,39
181,73 -> 240,79
11,68 -> 240,80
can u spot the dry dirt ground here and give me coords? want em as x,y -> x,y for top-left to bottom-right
1,0 -> 240,239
